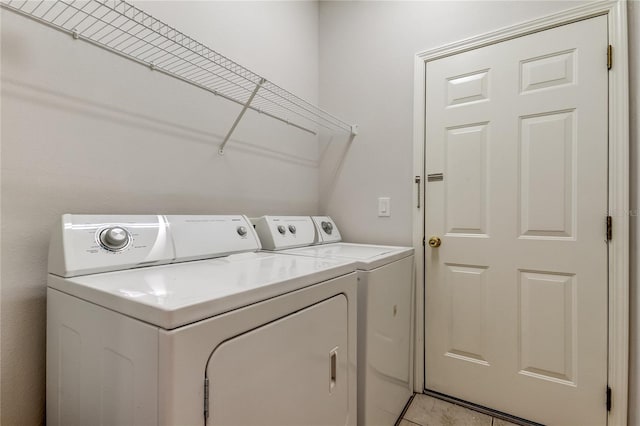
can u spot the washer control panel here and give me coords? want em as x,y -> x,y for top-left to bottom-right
251,216 -> 316,250
48,214 -> 260,277
48,214 -> 174,278
311,216 -> 342,244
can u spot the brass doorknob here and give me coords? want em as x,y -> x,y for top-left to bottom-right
428,236 -> 442,248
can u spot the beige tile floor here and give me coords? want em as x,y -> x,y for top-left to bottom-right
399,394 -> 520,426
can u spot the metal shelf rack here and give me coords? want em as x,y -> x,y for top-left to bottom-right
1,0 -> 358,154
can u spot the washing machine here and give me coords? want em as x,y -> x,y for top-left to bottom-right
46,214 -> 358,426
252,216 -> 414,426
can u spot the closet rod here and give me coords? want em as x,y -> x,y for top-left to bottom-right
2,2 -> 319,134
1,0 -> 358,148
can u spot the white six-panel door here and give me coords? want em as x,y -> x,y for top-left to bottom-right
424,16 -> 608,425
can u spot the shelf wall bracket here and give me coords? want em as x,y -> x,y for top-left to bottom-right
218,78 -> 266,155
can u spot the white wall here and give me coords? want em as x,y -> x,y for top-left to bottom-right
319,0 -> 640,424
0,1 -> 319,424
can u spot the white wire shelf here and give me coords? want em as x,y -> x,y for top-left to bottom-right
1,0 -> 358,154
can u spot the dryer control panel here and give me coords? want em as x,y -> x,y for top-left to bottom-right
48,214 -> 260,277
251,216 -> 316,250
166,215 -> 261,261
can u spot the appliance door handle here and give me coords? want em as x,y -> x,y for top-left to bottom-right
329,348 -> 338,393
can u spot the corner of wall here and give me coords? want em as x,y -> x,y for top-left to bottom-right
627,1 -> 640,424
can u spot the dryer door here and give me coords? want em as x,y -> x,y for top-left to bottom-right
206,294 -> 350,426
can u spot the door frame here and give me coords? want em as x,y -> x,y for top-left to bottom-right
411,1 -> 629,424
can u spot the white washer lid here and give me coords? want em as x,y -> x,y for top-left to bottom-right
48,252 -> 356,330
282,242 -> 413,270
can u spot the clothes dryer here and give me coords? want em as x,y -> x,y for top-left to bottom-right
47,214 -> 357,426
252,216 -> 414,426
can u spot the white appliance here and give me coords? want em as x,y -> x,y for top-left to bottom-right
252,215 -> 414,426
47,214 -> 358,426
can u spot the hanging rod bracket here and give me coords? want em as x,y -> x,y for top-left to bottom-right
218,78 -> 266,155
350,125 -> 359,136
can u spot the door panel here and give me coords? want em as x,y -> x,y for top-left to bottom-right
424,16 -> 608,425
520,110 -> 576,238
445,123 -> 489,235
446,263 -> 489,365
519,270 -> 576,384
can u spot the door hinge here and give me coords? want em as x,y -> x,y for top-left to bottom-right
606,386 -> 612,411
607,45 -> 613,70
607,215 -> 613,241
204,377 -> 210,420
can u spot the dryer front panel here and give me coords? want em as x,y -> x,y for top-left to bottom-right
208,295 -> 349,426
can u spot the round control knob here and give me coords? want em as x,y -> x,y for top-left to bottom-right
277,225 -> 287,235
321,221 -> 333,235
99,227 -> 130,251
237,226 -> 248,237
288,225 -> 297,234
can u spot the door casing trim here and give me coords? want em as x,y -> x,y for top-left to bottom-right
411,1 -> 629,424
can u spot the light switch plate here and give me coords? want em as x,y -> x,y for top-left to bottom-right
378,197 -> 391,217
